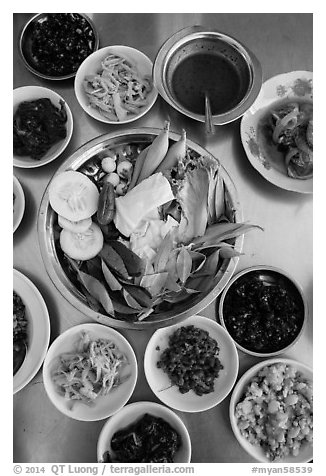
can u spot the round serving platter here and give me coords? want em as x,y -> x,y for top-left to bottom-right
37,128 -> 243,329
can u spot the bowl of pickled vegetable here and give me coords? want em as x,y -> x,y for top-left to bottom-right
13,86 -> 73,168
19,13 -> 99,80
97,401 -> 191,463
74,45 -> 158,124
218,266 -> 307,357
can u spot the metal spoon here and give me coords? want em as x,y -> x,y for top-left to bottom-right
13,342 -> 27,376
204,91 -> 215,135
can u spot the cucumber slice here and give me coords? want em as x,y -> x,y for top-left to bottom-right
60,222 -> 104,261
49,170 -> 99,222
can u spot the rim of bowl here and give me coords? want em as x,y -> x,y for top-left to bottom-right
13,85 -> 74,168
229,357 -> 313,463
13,175 -> 25,233
97,401 -> 192,463
74,45 -> 158,125
19,13 -> 100,81
153,25 -> 262,125
218,265 -> 308,357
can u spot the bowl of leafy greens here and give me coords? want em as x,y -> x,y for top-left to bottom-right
13,86 -> 73,168
38,126 -> 262,329
97,401 -> 191,463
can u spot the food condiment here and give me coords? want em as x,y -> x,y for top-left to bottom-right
13,98 -> 67,159
171,52 -> 249,115
222,270 -> 304,353
157,325 -> 224,395
13,291 -> 28,375
30,13 -> 96,77
101,413 -> 181,463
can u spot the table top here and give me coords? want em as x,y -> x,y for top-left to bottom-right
13,13 -> 313,464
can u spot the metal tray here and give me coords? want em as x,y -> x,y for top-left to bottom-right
37,128 -> 243,329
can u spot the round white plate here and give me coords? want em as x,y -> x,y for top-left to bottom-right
74,45 -> 158,124
240,71 -> 313,193
13,86 -> 73,168
144,314 -> 239,412
13,269 -> 50,394
229,357 -> 313,463
13,176 -> 25,232
97,401 -> 192,463
43,323 -> 138,421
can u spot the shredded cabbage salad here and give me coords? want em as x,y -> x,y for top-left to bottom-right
51,331 -> 130,407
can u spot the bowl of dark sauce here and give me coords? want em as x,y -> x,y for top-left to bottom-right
19,13 -> 99,80
218,266 -> 307,357
153,26 -> 262,125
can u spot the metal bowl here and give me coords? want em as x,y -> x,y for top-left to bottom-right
153,26 -> 262,125
218,265 -> 308,357
19,13 -> 99,80
38,128 -> 243,330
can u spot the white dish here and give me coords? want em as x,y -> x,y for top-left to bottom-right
144,314 -> 239,412
43,323 -> 138,421
240,71 -> 313,194
13,269 -> 50,394
74,45 -> 158,124
13,175 -> 25,232
13,86 -> 73,168
229,358 -> 313,463
97,401 -> 191,463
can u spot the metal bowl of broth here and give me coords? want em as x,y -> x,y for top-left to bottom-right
153,26 -> 262,125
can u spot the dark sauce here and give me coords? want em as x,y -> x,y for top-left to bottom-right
171,52 -> 247,115
222,271 -> 304,353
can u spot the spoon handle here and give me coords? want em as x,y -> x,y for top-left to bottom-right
205,93 -> 215,135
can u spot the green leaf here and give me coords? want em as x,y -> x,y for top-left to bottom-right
176,246 -> 192,284
192,249 -> 220,278
122,288 -> 144,310
193,222 -> 263,248
123,283 -> 153,308
153,231 -> 174,273
101,259 -> 122,291
108,240 -> 146,277
140,272 -> 169,297
100,243 -> 130,280
219,246 -> 244,259
77,270 -> 115,316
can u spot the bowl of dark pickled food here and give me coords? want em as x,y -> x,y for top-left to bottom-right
97,401 -> 191,463
153,25 -> 262,125
19,13 -> 99,80
218,266 -> 307,357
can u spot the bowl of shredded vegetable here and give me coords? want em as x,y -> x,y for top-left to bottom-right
13,86 -> 74,168
42,323 -> 138,421
74,45 -> 158,124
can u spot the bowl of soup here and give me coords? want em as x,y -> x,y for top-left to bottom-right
153,26 -> 262,125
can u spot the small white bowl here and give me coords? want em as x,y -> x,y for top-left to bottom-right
97,401 -> 192,463
229,358 -> 313,463
14,269 -> 50,394
13,86 -> 73,168
43,323 -> 138,421
144,315 -> 239,413
13,176 -> 25,233
74,45 -> 158,124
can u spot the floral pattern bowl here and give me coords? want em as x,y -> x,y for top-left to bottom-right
240,71 -> 313,194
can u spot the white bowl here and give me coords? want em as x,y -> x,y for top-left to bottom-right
144,315 -> 239,412
74,45 -> 158,124
13,86 -> 73,168
13,269 -> 50,394
13,176 -> 25,233
240,71 -> 313,194
43,323 -> 138,421
97,401 -> 192,463
229,358 -> 313,463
